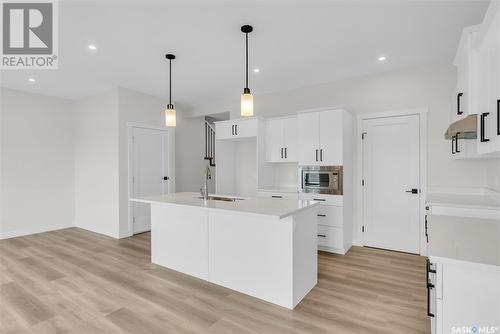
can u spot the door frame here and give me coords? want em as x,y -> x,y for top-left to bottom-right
357,108 -> 428,255
127,122 -> 175,237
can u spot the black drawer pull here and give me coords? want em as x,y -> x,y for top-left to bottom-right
271,195 -> 283,199
457,92 -> 463,115
317,214 -> 326,217
313,198 -> 326,201
455,132 -> 461,153
480,113 -> 490,142
317,234 -> 326,238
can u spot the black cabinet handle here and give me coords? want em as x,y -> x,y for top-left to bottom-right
317,214 -> 326,217
320,149 -> 323,162
457,92 -> 463,115
426,259 -> 436,318
235,124 -> 238,136
317,234 -> 326,238
405,188 -> 418,194
480,113 -> 490,142
425,215 -> 428,243
313,198 -> 326,201
271,195 -> 283,199
284,148 -> 287,159
497,100 -> 499,135
231,125 -> 234,135
455,132 -> 461,153
451,136 -> 456,154
315,149 -> 318,162
163,176 -> 170,180
281,148 -> 283,159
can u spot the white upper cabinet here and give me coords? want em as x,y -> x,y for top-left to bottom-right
319,110 -> 343,165
215,118 -> 258,140
475,1 -> 500,154
298,109 -> 345,166
297,112 -> 320,165
265,116 -> 298,162
452,26 -> 478,121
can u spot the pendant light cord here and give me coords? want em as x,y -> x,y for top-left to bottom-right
245,32 -> 249,89
169,59 -> 172,105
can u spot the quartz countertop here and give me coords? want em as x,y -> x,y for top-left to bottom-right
428,214 -> 500,267
131,192 -> 318,219
427,192 -> 500,210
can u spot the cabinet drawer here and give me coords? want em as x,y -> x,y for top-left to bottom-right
299,193 -> 343,206
316,205 -> 343,227
317,225 -> 343,249
257,191 -> 298,199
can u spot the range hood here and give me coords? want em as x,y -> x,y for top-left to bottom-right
444,115 -> 477,140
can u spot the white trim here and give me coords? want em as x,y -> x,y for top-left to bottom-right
126,123 -> 175,238
357,107 -> 428,256
0,222 -> 74,240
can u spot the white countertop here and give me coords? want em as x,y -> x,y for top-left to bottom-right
131,192 -> 318,219
428,215 -> 500,267
427,192 -> 500,210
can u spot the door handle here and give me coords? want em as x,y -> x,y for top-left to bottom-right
284,147 -> 287,159
235,124 -> 238,136
281,148 -> 283,159
405,189 -> 419,194
315,149 -> 318,162
455,132 -> 461,153
457,92 -> 463,115
163,176 -> 170,180
231,125 -> 234,135
480,113 -> 490,142
320,149 -> 323,162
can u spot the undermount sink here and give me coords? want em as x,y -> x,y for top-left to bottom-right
198,195 -> 244,202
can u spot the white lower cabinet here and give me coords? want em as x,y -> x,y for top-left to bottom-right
428,258 -> 500,334
299,193 -> 350,255
257,191 -> 298,199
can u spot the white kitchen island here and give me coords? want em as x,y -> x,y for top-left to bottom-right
131,192 -> 319,309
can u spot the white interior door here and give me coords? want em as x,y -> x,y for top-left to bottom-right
362,114 -> 420,253
132,127 -> 172,234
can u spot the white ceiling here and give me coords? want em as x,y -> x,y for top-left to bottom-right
0,1 -> 489,110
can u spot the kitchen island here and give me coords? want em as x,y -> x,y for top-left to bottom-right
131,192 -> 319,309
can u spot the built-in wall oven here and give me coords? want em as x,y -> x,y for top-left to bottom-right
299,166 -> 343,195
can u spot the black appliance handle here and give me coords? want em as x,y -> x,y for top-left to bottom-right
457,93 -> 463,115
455,132 -> 461,153
480,113 -> 490,142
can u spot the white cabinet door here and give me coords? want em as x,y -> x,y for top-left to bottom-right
234,119 -> 257,138
266,119 -> 284,162
215,122 -> 234,140
319,110 -> 343,165
477,5 -> 500,154
298,112 -> 320,165
283,117 -> 298,162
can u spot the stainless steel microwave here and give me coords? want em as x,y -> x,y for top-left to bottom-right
299,166 -> 343,195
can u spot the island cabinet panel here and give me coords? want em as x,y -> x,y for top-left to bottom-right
208,211 -> 294,308
150,204 -> 209,280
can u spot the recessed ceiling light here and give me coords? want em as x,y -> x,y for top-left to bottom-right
28,78 -> 35,82
378,56 -> 387,62
253,68 -> 260,73
88,44 -> 97,50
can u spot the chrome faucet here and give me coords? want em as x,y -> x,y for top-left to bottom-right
201,165 -> 212,200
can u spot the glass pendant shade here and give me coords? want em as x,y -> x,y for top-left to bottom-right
165,104 -> 176,127
241,91 -> 253,117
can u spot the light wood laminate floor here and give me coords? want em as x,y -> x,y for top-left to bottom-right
0,228 -> 430,334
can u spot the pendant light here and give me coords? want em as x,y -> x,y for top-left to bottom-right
241,25 -> 253,117
165,53 -> 176,127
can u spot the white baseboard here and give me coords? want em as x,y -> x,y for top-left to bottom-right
119,230 -> 133,239
318,245 -> 346,255
0,222 -> 74,240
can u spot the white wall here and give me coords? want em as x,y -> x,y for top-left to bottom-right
185,63 -> 498,244
117,87 -> 169,237
74,89 -> 120,238
0,88 -> 75,238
